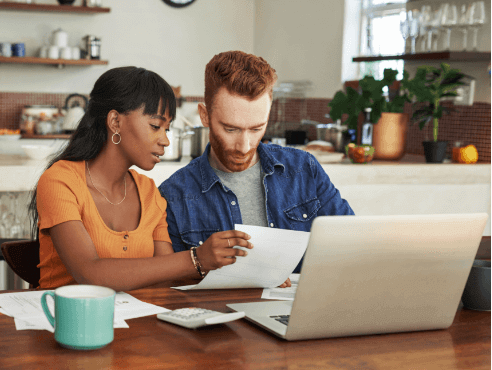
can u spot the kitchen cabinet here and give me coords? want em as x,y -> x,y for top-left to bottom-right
0,2 -> 110,67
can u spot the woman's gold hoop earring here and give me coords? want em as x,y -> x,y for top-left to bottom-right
112,132 -> 121,145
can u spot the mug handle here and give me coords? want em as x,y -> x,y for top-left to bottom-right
41,291 -> 55,328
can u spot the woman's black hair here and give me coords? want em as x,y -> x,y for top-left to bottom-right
28,66 -> 176,239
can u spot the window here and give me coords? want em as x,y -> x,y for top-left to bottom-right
359,0 -> 407,79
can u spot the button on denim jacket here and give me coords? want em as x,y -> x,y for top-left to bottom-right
158,143 -> 354,273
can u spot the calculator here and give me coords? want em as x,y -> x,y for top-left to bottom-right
156,307 -> 245,329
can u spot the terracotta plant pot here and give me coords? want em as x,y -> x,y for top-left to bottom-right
423,141 -> 448,163
372,113 -> 408,160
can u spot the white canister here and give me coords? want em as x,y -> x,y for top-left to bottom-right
39,46 -> 49,58
60,46 -> 72,60
48,46 -> 59,59
71,47 -> 81,60
52,28 -> 68,48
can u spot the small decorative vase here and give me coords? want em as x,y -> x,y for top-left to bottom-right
372,112 -> 409,160
422,141 -> 448,163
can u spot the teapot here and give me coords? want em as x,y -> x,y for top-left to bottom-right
62,94 -> 89,132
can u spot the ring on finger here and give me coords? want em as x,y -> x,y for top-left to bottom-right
227,239 -> 231,247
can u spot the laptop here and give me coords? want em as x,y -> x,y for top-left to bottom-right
227,213 -> 488,341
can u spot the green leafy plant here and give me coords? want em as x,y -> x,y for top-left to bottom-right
401,63 -> 465,142
328,69 -> 409,133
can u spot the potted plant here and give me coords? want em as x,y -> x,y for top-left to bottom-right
401,63 -> 466,163
328,69 -> 410,160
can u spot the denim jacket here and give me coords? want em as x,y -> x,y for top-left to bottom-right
158,143 -> 354,273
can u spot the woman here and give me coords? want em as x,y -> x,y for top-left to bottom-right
29,66 -> 252,291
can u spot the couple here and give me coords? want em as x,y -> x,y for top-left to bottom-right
31,51 -> 354,291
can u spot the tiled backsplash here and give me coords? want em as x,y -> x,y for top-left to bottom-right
0,92 -> 88,132
265,98 -> 491,163
1,92 -> 490,163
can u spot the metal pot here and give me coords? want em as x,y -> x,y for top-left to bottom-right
189,127 -> 209,159
161,127 -> 194,161
316,123 -> 347,152
301,119 -> 347,153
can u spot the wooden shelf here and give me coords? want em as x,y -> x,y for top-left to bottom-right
353,51 -> 491,63
0,2 -> 110,14
0,56 -> 108,66
21,134 -> 71,139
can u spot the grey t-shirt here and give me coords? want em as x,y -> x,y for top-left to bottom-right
212,160 -> 268,227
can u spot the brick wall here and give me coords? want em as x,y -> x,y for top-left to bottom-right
1,92 -> 490,163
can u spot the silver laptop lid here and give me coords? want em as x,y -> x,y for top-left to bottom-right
285,213 -> 488,341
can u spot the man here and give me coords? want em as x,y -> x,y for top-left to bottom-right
159,50 -> 354,277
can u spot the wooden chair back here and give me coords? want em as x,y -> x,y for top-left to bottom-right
1,240 -> 40,289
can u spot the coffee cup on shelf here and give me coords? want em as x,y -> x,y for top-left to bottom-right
71,46 -> 81,60
39,46 -> 49,58
12,43 -> 25,57
60,46 -> 72,60
1,42 -> 12,57
48,46 -> 59,59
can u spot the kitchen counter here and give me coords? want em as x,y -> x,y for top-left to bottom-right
0,153 -> 490,235
1,153 -> 489,189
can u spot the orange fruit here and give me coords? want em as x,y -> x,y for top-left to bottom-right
458,145 -> 478,164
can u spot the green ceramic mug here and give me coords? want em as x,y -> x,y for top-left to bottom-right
41,285 -> 116,350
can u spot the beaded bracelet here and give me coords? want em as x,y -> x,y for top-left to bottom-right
190,247 -> 206,278
189,248 -> 201,278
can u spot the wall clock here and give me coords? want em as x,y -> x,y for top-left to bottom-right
162,0 -> 196,8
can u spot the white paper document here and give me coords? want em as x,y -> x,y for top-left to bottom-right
261,273 -> 300,301
0,290 -> 54,320
0,291 -> 166,331
0,308 -> 12,316
113,292 -> 168,321
173,225 -> 309,290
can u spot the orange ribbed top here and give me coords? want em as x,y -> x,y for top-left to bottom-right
36,160 -> 171,289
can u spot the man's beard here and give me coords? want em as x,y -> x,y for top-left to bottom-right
209,126 -> 258,172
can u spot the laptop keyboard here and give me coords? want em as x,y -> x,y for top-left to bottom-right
270,315 -> 290,326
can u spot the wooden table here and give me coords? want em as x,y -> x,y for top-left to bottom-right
0,279 -> 490,370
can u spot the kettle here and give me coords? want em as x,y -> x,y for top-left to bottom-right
62,94 -> 89,132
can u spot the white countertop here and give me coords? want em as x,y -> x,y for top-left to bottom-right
0,153 -> 489,192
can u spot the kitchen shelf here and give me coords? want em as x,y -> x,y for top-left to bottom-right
0,2 -> 110,14
0,56 -> 108,66
21,134 -> 71,139
352,51 -> 491,63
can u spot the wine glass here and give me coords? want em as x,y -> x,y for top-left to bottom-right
408,10 -> 420,54
419,5 -> 432,52
399,11 -> 409,54
470,1 -> 486,50
441,3 -> 458,50
457,4 -> 473,50
429,5 -> 443,51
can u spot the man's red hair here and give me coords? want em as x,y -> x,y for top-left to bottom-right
204,50 -> 277,114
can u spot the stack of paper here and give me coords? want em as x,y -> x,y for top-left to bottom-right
0,290 -> 168,332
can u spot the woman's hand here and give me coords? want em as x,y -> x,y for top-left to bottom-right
195,230 -> 253,271
278,278 -> 291,288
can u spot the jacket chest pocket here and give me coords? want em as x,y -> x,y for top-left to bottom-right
179,229 -> 220,249
284,198 -> 321,222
